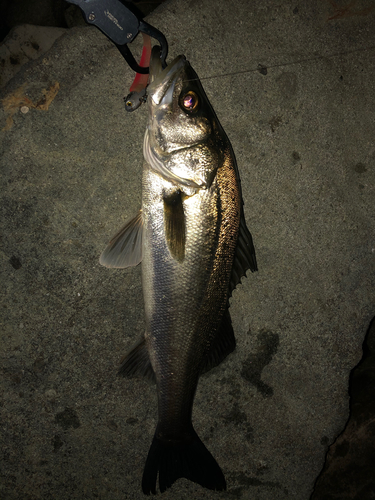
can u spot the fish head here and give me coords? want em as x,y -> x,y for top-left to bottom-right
145,47 -> 225,190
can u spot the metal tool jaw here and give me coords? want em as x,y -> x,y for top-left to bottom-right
66,0 -> 168,73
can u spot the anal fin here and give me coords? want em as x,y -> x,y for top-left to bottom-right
118,337 -> 155,382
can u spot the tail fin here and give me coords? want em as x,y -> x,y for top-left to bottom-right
142,425 -> 226,495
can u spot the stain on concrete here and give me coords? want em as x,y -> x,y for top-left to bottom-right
126,417 -> 138,425
54,408 -> 81,430
292,151 -> 301,162
223,402 -> 254,442
52,435 -> 64,452
241,330 -> 279,397
269,116 -> 283,132
32,354 -> 47,375
277,71 -> 298,97
257,63 -> 268,75
354,162 -> 367,173
229,471 -> 287,497
9,255 -> 22,269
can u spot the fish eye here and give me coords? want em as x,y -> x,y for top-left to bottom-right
180,91 -> 199,112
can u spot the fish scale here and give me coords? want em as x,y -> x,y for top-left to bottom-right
142,168 -> 224,421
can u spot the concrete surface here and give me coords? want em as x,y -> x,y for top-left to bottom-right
0,24 -> 67,89
1,0 -> 374,499
1,0 -> 72,34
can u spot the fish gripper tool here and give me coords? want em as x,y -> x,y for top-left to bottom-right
66,0 -> 168,74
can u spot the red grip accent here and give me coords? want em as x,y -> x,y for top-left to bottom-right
129,33 -> 152,93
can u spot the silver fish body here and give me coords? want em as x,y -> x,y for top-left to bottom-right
100,47 -> 257,494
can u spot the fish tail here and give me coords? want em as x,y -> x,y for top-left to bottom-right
142,425 -> 226,495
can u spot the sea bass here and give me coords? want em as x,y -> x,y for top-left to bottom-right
100,47 -> 257,495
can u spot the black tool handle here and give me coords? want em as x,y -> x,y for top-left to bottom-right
68,0 -> 140,46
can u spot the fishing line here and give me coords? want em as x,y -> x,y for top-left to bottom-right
183,44 -> 375,83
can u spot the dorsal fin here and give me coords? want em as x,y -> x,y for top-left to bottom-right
99,210 -> 143,268
229,211 -> 257,295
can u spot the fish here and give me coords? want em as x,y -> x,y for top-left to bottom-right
99,46 -> 257,495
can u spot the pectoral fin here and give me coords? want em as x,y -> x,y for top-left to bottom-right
163,191 -> 185,263
99,210 -> 143,268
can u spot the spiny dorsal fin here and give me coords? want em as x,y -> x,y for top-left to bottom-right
163,190 -> 185,263
118,337 -> 155,381
99,210 -> 143,268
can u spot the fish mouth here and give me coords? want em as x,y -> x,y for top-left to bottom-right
147,47 -> 186,106
145,48 -> 205,191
